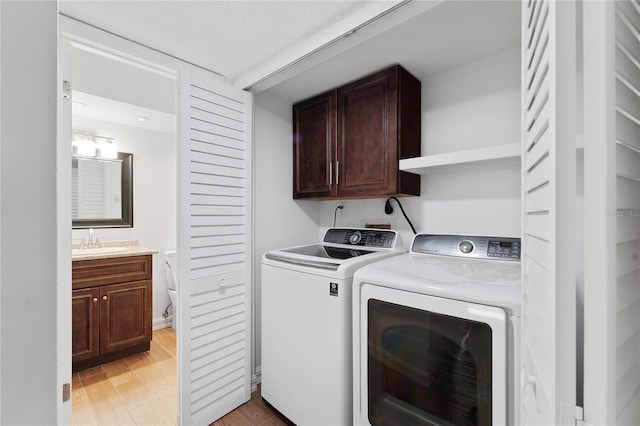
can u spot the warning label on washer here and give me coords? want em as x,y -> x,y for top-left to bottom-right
329,282 -> 339,297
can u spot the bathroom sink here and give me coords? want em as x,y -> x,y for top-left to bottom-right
72,246 -> 129,256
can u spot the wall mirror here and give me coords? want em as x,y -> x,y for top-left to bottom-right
72,152 -> 133,228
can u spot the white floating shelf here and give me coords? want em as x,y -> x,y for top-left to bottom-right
400,143 -> 521,173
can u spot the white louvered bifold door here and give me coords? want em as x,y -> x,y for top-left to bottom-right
584,1 -> 640,425
521,1 -> 577,424
177,65 -> 252,426
614,2 -> 640,423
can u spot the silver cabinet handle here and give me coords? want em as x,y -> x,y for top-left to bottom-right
329,161 -> 333,185
92,297 -> 98,302
102,295 -> 107,301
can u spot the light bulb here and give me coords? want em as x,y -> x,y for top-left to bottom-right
98,139 -> 118,159
76,138 -> 96,157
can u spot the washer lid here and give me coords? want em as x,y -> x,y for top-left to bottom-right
264,243 -> 401,276
280,244 -> 374,259
262,228 -> 405,278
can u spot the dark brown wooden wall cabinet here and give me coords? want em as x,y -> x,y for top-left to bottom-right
293,65 -> 421,199
72,255 -> 152,371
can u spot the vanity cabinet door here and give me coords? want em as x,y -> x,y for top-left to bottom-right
100,280 -> 152,354
72,287 -> 100,363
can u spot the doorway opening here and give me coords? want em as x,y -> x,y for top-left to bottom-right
65,37 -> 179,425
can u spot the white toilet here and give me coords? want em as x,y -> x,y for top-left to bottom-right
164,250 -> 178,331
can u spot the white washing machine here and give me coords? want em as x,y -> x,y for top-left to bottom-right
352,234 -> 521,426
262,228 -> 405,426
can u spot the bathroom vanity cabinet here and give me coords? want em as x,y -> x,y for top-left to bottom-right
71,254 -> 152,371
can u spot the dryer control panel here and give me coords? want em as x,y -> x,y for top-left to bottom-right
411,234 -> 521,260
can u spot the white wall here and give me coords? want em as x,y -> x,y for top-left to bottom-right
421,48 -> 521,156
253,91 -> 320,371
72,117 -> 176,328
1,1 -> 59,423
318,49 -> 522,242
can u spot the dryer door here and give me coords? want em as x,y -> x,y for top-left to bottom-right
356,284 -> 507,426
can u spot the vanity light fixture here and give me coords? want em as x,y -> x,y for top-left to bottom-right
98,138 -> 118,159
72,132 -> 118,160
74,135 -> 97,157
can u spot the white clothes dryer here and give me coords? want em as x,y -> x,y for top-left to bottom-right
352,234 -> 521,426
262,228 -> 405,426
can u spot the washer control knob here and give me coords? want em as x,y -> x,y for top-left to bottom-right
458,240 -> 474,254
349,231 -> 362,245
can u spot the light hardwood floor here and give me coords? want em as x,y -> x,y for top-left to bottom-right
72,328 -> 286,426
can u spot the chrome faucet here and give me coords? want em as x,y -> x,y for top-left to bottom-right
86,228 -> 99,248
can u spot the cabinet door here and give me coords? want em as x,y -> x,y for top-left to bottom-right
337,67 -> 398,197
100,280 -> 152,354
72,287 -> 100,363
293,91 -> 336,198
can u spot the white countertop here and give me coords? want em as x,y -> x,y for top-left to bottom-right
71,240 -> 158,261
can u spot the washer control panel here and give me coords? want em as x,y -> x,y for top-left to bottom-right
412,234 -> 521,260
323,228 -> 397,248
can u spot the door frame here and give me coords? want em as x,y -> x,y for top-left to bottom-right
59,15 -> 184,423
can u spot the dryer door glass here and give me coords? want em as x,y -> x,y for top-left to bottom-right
367,299 -> 492,426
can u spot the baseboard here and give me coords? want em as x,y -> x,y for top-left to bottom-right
153,315 -> 173,331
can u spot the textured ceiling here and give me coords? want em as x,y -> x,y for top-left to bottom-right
59,0 -> 369,83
